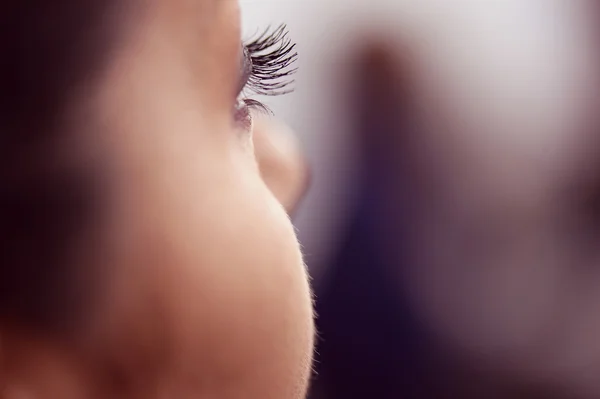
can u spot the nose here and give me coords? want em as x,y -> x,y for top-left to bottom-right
252,113 -> 310,215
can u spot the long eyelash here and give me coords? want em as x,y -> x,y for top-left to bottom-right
242,98 -> 271,114
243,24 -> 298,97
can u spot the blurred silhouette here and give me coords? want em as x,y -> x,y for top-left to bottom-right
310,28 -> 600,398
309,42 -> 433,399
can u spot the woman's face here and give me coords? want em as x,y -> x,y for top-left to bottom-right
12,0 -> 314,398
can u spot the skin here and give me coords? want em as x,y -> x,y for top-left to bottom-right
0,0 -> 313,398
253,114 -> 310,215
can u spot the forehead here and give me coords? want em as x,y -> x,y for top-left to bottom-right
143,0 -> 242,62
152,0 -> 238,25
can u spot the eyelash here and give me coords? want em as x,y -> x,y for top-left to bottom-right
240,25 -> 298,112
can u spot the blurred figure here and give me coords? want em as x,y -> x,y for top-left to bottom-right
309,1 -> 600,398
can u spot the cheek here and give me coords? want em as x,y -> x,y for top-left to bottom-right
93,144 -> 314,398
180,181 -> 315,398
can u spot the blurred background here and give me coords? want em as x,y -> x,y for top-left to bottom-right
242,1 -> 600,398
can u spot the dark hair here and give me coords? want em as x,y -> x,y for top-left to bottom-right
0,0 -> 131,335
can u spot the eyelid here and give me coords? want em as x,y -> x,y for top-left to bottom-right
237,45 -> 253,95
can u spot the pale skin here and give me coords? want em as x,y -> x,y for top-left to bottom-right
253,115 -> 310,215
0,0 -> 313,398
